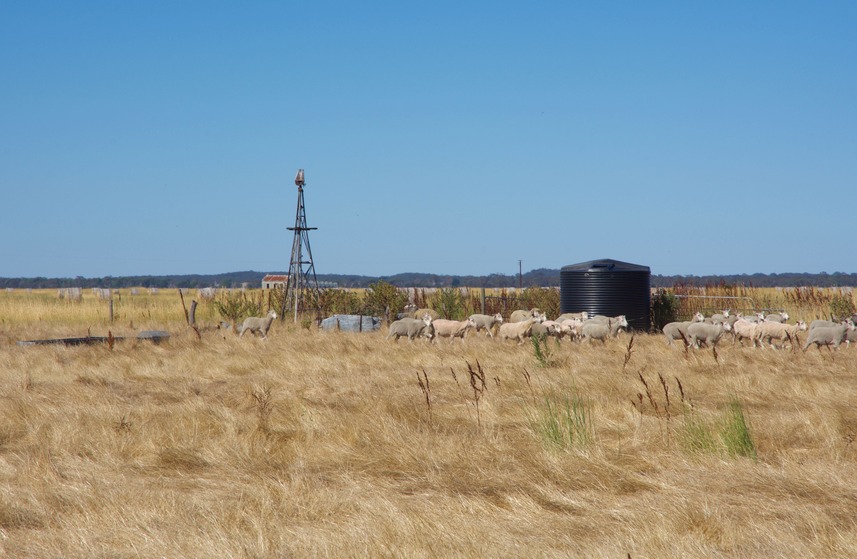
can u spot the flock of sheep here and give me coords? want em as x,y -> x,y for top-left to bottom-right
234,305 -> 856,352
663,310 -> 857,351
385,308 -> 630,345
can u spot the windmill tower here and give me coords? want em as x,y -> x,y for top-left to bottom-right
281,169 -> 320,322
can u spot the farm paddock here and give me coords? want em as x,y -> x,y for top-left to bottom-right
1,305 -> 856,557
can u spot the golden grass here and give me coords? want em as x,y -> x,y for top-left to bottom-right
1,307 -> 856,557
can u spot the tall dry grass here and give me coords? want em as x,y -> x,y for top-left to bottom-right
1,304 -> 856,557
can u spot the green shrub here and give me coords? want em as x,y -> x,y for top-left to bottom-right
213,290 -> 262,329
520,287 -> 560,319
651,289 -> 679,331
431,287 -> 465,320
829,294 -> 856,320
318,288 -> 363,316
363,281 -> 407,322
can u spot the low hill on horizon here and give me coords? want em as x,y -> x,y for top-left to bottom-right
2,269 -> 856,289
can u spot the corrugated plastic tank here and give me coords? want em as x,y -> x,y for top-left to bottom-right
560,259 -> 651,331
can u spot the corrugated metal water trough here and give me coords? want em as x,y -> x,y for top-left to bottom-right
17,331 -> 171,346
560,258 -> 651,331
320,315 -> 381,332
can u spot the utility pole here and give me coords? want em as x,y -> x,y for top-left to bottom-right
518,260 -> 522,290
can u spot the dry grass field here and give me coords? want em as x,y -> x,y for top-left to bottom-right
1,289 -> 856,557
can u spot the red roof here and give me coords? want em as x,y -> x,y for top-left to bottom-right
262,275 -> 288,282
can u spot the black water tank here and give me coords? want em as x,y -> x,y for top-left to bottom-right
560,259 -> 651,331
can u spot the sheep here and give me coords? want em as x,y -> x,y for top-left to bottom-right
558,318 -> 584,341
662,321 -> 694,347
387,315 -> 434,342
239,310 -> 278,339
686,321 -> 731,349
580,319 -> 619,344
468,313 -> 503,337
809,318 -> 853,331
802,324 -> 851,352
764,312 -> 789,323
555,312 -> 589,323
846,327 -> 857,347
498,318 -> 537,345
731,319 -> 760,347
584,315 -> 629,335
431,318 -> 476,343
409,308 -> 440,320
530,320 -> 563,339
704,310 -> 730,324
755,320 -> 807,349
509,308 -> 542,323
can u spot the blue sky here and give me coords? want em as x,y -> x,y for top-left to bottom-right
1,2 -> 855,278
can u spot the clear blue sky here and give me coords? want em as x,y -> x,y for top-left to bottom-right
2,2 -> 855,279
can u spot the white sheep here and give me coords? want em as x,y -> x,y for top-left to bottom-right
555,312 -> 589,323
755,320 -> 807,349
764,312 -> 789,323
409,308 -> 440,320
580,318 -> 618,344
662,321 -> 694,347
431,318 -> 476,343
498,318 -> 537,344
559,318 -> 584,341
803,323 -> 852,352
584,315 -> 628,335
731,319 -> 760,347
509,308 -> 542,323
530,320 -> 563,339
686,321 -> 731,349
809,318 -> 853,331
387,315 -> 434,342
705,309 -> 730,324
239,309 -> 278,339
468,313 -> 504,337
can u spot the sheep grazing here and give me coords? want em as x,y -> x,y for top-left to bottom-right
509,308 -> 542,323
803,324 -> 852,352
387,315 -> 434,342
468,313 -> 503,337
731,319 -> 760,347
431,318 -> 476,343
239,310 -> 278,339
555,312 -> 589,323
756,320 -> 807,349
498,318 -> 537,345
686,321 -> 732,349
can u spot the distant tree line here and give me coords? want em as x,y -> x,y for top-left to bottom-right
1,269 -> 855,290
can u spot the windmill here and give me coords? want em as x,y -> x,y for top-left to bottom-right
280,169 -> 320,322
